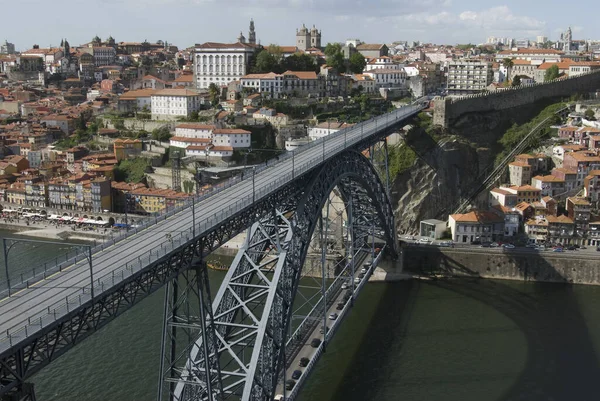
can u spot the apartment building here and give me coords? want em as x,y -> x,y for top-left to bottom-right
446,59 -> 493,95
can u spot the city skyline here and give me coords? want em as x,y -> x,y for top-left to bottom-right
3,0 -> 599,51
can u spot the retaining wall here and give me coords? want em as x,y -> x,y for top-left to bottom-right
403,246 -> 600,285
433,70 -> 600,127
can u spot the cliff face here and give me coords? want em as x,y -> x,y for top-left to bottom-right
391,137 -> 480,234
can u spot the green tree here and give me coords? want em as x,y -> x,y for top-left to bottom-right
208,83 -> 220,106
544,64 -> 560,82
182,180 -> 195,193
585,108 -> 596,121
502,58 -> 514,82
349,53 -> 366,74
151,126 -> 172,142
512,75 -> 522,87
254,49 -> 278,73
266,45 -> 284,66
324,43 -> 345,72
282,53 -> 316,71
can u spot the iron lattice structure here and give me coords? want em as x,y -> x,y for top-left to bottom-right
164,149 -> 397,401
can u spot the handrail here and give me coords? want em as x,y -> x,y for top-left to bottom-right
0,105 -> 423,353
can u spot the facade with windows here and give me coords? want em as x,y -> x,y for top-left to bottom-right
446,60 -> 493,95
151,89 -> 203,120
194,42 -> 258,90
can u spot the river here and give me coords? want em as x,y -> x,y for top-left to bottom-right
1,230 -> 599,401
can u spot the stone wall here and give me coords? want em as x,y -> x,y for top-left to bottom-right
403,246 -> 600,285
434,70 -> 600,128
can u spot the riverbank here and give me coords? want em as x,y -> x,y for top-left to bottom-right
0,221 -> 115,242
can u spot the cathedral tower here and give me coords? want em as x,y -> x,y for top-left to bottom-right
249,19 -> 256,45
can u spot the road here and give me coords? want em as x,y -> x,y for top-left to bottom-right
0,104 -> 422,353
275,248 -> 377,398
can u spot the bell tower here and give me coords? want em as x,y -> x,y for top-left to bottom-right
249,19 -> 256,45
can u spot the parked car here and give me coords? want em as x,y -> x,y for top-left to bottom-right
329,313 -> 338,320
567,246 -> 576,251
358,272 -> 365,279
336,301 -> 345,310
503,244 -> 515,249
354,277 -> 361,284
526,243 -> 536,248
310,338 -> 321,348
553,248 -> 564,252
291,370 -> 302,380
480,243 -> 491,248
320,325 -> 329,334
418,238 -> 432,244
490,242 -> 500,247
438,241 -> 452,247
285,380 -> 296,391
341,282 -> 349,290
360,267 -> 367,274
299,357 -> 309,367
403,235 -> 415,240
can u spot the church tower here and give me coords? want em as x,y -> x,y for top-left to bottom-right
248,19 -> 256,45
296,24 -> 310,51
238,31 -> 246,44
310,25 -> 321,49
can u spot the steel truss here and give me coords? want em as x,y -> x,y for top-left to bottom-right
172,150 -> 397,401
0,175 -> 310,400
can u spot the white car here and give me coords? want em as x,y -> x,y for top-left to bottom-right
403,235 -> 416,240
328,313 -> 338,320
341,282 -> 349,289
354,277 -> 361,284
418,238 -> 431,244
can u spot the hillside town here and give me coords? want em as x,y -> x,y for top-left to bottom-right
1,22 -> 600,245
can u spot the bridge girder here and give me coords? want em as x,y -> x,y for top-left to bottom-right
171,149 -> 397,401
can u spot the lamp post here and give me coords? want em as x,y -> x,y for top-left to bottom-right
252,166 -> 256,203
124,193 -> 130,232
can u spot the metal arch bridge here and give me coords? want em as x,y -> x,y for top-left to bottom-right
0,104 -> 423,400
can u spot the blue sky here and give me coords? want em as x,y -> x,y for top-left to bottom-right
4,0 -> 595,51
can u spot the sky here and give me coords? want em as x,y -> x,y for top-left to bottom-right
3,0 -> 598,51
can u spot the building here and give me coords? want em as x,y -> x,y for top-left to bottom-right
113,139 -> 143,161
151,89 -> 203,120
169,124 -> 251,158
446,60 -> 493,95
563,151 -> 600,186
295,24 -> 321,51
583,170 -> 600,202
308,121 -> 354,141
568,61 -> 600,77
493,185 -> 541,205
490,187 -> 518,207
90,178 -> 112,212
24,180 -> 48,207
495,48 -> 564,63
448,211 -> 504,243
546,215 -> 575,244
419,219 -> 446,239
91,47 -> 116,67
566,197 -> 591,241
128,187 -> 191,214
356,44 -> 389,59
193,41 -> 258,90
508,161 -> 532,186
531,175 -> 566,197
117,89 -> 156,113
1,40 -> 15,54
362,68 -> 407,89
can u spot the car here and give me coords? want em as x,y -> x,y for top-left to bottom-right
341,282 -> 349,289
480,243 -> 491,248
403,235 -> 415,240
360,267 -> 368,274
490,242 -> 500,247
503,244 -> 515,249
291,370 -> 302,380
526,243 -> 536,248
438,241 -> 452,247
567,246 -> 576,251
344,290 -> 353,301
418,238 -> 431,244
299,357 -> 309,367
320,325 -> 329,334
274,394 -> 285,401
336,301 -> 345,310
363,262 -> 371,268
329,313 -> 338,320
358,272 -> 365,279
310,338 -> 321,348
285,380 -> 296,391
354,277 -> 361,284
471,240 -> 481,245
553,248 -> 564,252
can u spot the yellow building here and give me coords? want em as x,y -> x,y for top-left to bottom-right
113,138 -> 143,161
129,188 -> 190,214
5,187 -> 26,205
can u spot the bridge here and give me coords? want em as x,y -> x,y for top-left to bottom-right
0,104 -> 424,401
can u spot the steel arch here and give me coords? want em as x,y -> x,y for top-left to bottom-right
176,149 -> 396,401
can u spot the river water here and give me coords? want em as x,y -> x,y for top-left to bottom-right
2,230 -> 599,401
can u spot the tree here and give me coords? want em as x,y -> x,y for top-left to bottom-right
208,83 -> 220,106
349,53 -> 366,74
512,75 -> 522,87
182,180 -> 195,194
502,58 -> 514,82
266,45 -> 284,66
282,53 -> 316,72
544,64 -> 560,82
585,108 -> 596,121
253,49 -> 278,73
324,43 -> 345,72
151,126 -> 172,142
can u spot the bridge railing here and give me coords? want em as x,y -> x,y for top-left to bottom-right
0,105 -> 422,352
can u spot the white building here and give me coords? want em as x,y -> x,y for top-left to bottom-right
240,72 -> 284,98
117,89 -> 156,113
170,124 -> 251,158
308,122 -> 354,141
363,56 -> 399,72
193,42 -> 258,90
446,59 -> 493,95
21,47 -> 64,71
151,89 -> 203,120
363,68 -> 407,89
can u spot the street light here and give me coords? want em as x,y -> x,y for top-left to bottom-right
252,166 -> 256,203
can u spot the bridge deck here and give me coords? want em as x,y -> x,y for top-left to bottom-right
0,105 -> 421,355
